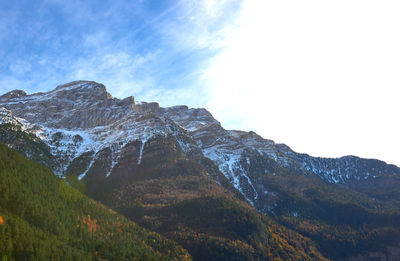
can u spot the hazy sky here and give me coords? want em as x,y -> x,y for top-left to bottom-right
0,0 -> 399,165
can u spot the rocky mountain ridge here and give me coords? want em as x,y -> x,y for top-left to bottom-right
1,80 -> 399,210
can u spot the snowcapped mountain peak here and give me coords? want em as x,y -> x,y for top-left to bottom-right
0,90 -> 27,100
51,80 -> 115,102
0,80 -> 136,129
54,80 -> 105,91
50,80 -> 114,103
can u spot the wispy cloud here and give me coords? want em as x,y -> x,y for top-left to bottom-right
0,0 -> 242,107
70,50 -> 160,97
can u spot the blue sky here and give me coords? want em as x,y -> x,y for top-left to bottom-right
0,0 -> 241,105
1,0 -> 400,165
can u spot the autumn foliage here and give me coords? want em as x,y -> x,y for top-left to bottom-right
81,215 -> 100,233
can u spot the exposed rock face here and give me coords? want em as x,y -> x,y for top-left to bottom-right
134,101 -> 160,114
0,81 -> 135,129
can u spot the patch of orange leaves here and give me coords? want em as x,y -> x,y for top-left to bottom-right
82,215 -> 100,233
0,216 -> 4,225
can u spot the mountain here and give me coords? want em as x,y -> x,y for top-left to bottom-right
163,108 -> 400,203
1,80 -> 400,260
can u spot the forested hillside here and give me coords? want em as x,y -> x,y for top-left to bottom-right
0,142 -> 190,261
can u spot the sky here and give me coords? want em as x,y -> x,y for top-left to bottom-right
0,0 -> 399,166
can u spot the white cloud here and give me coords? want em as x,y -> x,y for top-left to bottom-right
83,31 -> 110,48
158,0 -> 242,51
0,76 -> 26,91
203,0 -> 400,165
9,60 -> 32,75
70,50 -> 160,98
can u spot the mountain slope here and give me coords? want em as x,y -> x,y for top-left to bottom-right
164,105 -> 400,259
77,133 -> 327,261
0,142 -> 190,260
0,82 -> 329,260
1,81 -> 400,260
